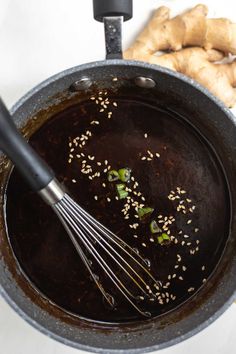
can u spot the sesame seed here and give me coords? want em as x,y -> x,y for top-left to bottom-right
187,219 -> 192,224
142,243 -> 147,247
202,266 -> 205,271
90,120 -> 100,125
188,287 -> 195,293
155,152 -> 160,158
202,278 -> 207,283
107,197 -> 111,202
72,179 -> 76,183
179,276 -> 183,280
94,195 -> 98,200
113,102 -> 118,107
144,133 -> 148,138
112,77 -> 118,81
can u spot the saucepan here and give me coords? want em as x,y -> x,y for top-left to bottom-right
0,0 -> 236,352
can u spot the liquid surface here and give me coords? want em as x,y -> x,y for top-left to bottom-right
5,95 -> 230,322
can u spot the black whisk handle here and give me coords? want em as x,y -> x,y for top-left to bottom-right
0,98 -> 55,191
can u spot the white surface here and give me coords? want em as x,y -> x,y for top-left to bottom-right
0,0 -> 236,353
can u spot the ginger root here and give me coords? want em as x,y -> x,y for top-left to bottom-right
125,4 -> 236,57
143,47 -> 236,107
124,4 -> 236,107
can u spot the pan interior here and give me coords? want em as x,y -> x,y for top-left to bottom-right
4,93 -> 230,323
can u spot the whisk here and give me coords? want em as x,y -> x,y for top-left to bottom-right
0,98 -> 160,317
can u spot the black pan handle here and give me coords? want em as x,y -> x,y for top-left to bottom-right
93,0 -> 133,22
0,98 -> 55,191
93,0 -> 133,59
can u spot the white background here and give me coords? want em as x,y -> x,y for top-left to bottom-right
0,0 -> 236,353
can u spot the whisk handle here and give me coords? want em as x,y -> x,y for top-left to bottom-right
0,98 -> 55,191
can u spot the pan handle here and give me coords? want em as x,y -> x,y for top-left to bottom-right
93,0 -> 133,60
93,0 -> 133,22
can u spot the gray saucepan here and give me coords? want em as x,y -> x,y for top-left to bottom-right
0,0 -> 236,353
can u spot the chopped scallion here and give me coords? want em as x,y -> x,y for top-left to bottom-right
138,207 -> 154,219
116,183 -> 128,199
118,168 -> 131,182
161,233 -> 170,240
157,233 -> 170,245
107,170 -> 119,182
116,183 -> 125,191
157,236 -> 164,244
118,190 -> 128,199
150,220 -> 162,234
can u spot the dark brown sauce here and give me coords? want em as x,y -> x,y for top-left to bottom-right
5,96 -> 230,323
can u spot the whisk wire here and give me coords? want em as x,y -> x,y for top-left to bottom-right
62,196 -> 156,297
54,208 -> 114,307
66,195 -> 160,287
55,201 -> 151,317
56,201 -> 139,299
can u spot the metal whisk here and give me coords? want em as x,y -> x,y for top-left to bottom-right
0,98 -> 159,317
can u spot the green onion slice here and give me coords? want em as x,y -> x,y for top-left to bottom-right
157,236 -> 164,244
161,233 -> 170,240
118,168 -> 131,182
107,170 -> 119,182
138,207 -> 154,219
116,183 -> 125,191
157,233 -> 170,245
150,220 -> 162,234
118,190 -> 128,199
116,183 -> 128,199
